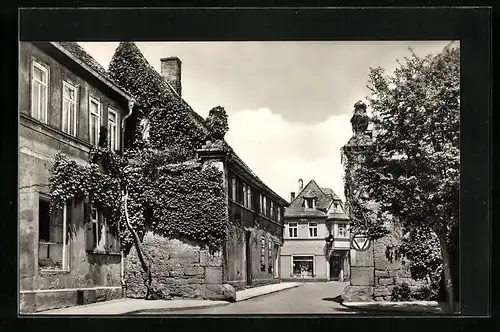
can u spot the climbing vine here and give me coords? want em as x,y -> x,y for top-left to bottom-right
49,41 -> 231,299
342,145 -> 390,240
108,42 -> 208,155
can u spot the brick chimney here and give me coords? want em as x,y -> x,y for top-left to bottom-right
298,179 -> 304,192
290,192 -> 296,202
160,57 -> 182,97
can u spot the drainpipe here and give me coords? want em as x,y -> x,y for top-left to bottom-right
119,98 -> 135,297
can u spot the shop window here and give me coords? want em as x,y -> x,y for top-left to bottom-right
292,255 -> 314,278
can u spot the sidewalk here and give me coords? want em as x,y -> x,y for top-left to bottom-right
32,282 -> 302,315
236,282 -> 301,302
341,300 -> 449,314
33,298 -> 230,315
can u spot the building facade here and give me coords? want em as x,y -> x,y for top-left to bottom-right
111,43 -> 289,300
281,179 -> 350,282
19,42 -> 136,312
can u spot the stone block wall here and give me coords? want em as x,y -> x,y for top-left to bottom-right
124,232 -> 235,301
372,228 -> 412,301
342,225 -> 416,302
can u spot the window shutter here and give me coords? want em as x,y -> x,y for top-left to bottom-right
104,223 -> 112,252
84,200 -> 94,251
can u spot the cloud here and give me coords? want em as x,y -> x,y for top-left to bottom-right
225,107 -> 353,202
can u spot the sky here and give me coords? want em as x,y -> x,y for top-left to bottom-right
79,41 -> 449,202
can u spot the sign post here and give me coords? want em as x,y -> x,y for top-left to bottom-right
351,232 -> 371,252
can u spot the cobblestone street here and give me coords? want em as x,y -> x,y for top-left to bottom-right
139,282 -> 357,315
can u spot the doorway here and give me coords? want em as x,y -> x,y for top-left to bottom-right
330,252 -> 342,281
245,231 -> 252,287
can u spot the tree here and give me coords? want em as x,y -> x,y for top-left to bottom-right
352,45 -> 460,312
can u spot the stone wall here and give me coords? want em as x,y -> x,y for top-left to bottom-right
372,226 -> 416,301
124,232 -> 236,301
342,224 -> 419,302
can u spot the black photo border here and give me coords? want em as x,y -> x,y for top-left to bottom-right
3,5 -> 492,332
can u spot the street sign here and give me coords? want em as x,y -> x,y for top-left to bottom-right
351,232 -> 371,252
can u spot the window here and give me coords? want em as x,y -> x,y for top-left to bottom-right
241,183 -> 252,209
90,207 -> 108,252
308,222 -> 318,238
288,222 -> 298,238
89,98 -> 102,146
108,108 -> 119,150
260,237 -> 266,271
231,176 -> 236,201
140,116 -> 150,142
259,194 -> 263,214
31,61 -> 49,123
292,256 -> 314,278
263,196 -> 268,217
62,81 -> 77,136
270,201 -> 274,219
38,195 -> 71,270
337,224 -> 347,238
277,207 -> 282,223
268,240 -> 273,273
246,185 -> 252,210
305,198 -> 315,209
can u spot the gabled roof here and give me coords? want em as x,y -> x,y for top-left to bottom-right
285,180 -> 343,218
47,42 -> 134,104
57,42 -> 108,76
105,42 -> 288,206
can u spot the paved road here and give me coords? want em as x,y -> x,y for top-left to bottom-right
140,282 -> 359,315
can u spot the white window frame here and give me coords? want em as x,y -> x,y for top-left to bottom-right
62,81 -> 78,136
31,60 -> 49,123
337,223 -> 348,238
246,185 -> 252,210
291,255 -> 315,278
89,97 -> 102,146
308,222 -> 319,238
263,196 -> 268,217
231,176 -> 236,201
243,184 -> 248,207
305,198 -> 315,210
38,196 -> 70,271
90,207 -> 107,251
288,222 -> 298,238
108,107 -> 119,151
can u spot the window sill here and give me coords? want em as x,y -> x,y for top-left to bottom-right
39,269 -> 70,274
87,250 -> 121,256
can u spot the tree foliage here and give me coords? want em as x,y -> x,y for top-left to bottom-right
357,47 -> 460,239
348,45 -> 460,311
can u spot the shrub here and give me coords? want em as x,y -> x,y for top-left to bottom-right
391,282 -> 411,301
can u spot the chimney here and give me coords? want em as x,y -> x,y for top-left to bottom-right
160,57 -> 182,97
290,192 -> 296,202
298,179 -> 304,192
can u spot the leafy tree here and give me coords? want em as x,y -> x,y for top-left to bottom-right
351,45 -> 460,312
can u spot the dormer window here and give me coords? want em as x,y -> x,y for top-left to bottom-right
305,198 -> 315,210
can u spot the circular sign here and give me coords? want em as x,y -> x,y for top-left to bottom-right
351,232 -> 371,252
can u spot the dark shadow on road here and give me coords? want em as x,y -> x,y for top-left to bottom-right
322,295 -> 343,303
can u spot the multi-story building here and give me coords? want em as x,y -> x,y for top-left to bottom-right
281,179 -> 350,282
19,42 -> 136,312
106,43 -> 290,297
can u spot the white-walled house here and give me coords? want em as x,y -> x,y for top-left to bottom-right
280,179 -> 350,282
